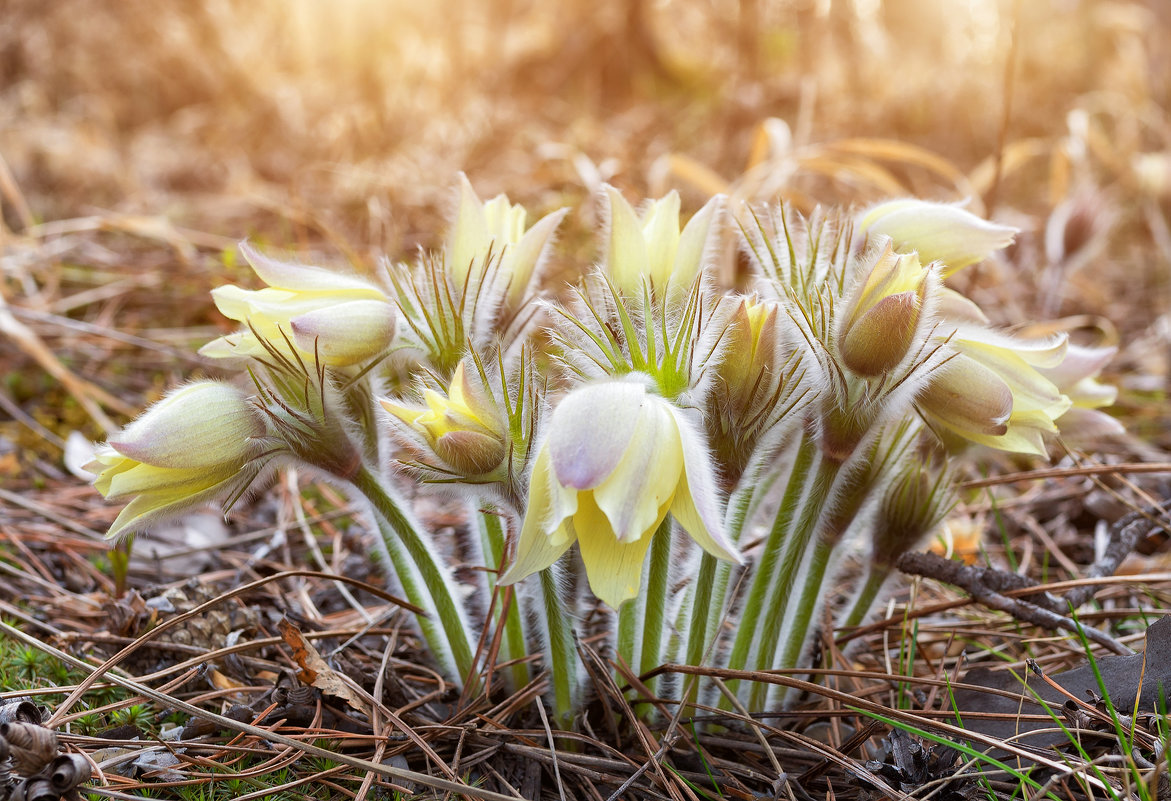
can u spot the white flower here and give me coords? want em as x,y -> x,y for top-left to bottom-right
858,199 -> 1018,276
200,243 -> 396,367
89,382 -> 265,538
499,379 -> 740,608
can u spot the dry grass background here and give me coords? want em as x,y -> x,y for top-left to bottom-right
4,1 -> 1171,798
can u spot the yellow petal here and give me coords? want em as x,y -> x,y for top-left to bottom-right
574,492 -> 659,608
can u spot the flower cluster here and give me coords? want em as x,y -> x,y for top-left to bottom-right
92,181 -> 1122,722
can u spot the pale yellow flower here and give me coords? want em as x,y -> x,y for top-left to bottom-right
859,199 -> 1017,276
200,244 -> 396,367
603,187 -> 721,302
919,328 -> 1071,456
446,174 -> 568,308
89,382 -> 265,539
381,361 -> 507,477
499,379 -> 740,608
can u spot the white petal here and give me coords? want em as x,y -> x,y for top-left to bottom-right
642,191 -> 681,288
291,299 -> 396,365
499,447 -> 575,585
548,381 -> 645,490
671,193 -> 721,293
112,383 -> 261,469
446,173 -> 489,285
504,207 -> 569,307
591,396 -> 681,543
669,407 -> 741,562
240,242 -> 380,293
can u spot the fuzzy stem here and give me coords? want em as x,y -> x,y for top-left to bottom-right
352,465 -> 477,690
478,506 -> 531,693
539,565 -> 579,728
724,435 -> 817,684
744,446 -> 841,710
841,562 -> 894,630
637,518 -> 674,701
679,480 -> 756,710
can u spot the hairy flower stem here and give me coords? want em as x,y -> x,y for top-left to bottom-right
539,565 -> 579,728
680,481 -> 756,711
840,564 -> 892,631
477,505 -> 530,693
744,443 -> 842,711
352,465 -> 477,691
723,435 -> 817,698
617,518 -> 672,692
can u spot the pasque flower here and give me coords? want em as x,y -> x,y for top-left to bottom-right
381,361 -> 507,477
446,174 -> 568,308
858,198 -> 1018,276
604,187 -> 721,302
499,379 -> 740,608
89,382 -> 266,539
200,243 -> 396,367
918,328 -> 1071,456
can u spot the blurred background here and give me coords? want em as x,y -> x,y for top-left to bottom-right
2,0 -> 1171,461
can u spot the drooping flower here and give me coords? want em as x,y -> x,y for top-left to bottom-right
836,242 -> 933,377
200,243 -> 397,367
603,187 -> 721,302
89,382 -> 266,539
445,174 -> 568,308
499,379 -> 740,608
381,361 -> 508,477
1038,343 -> 1124,441
858,198 -> 1018,276
918,328 -> 1071,456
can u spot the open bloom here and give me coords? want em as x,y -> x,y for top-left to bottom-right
446,174 -> 568,308
200,244 -> 396,367
858,199 -> 1018,277
604,187 -> 721,302
89,382 -> 266,539
381,361 -> 507,477
499,379 -> 740,608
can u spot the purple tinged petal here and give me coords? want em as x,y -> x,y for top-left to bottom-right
590,396 -> 681,543
547,381 -> 645,490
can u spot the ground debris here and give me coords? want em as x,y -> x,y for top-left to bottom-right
859,730 -> 977,801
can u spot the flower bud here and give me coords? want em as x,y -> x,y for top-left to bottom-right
918,329 -> 1072,456
858,199 -> 1018,276
381,362 -> 507,477
836,245 -> 929,377
89,382 -> 265,539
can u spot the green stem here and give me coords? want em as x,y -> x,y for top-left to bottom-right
841,562 -> 893,630
637,518 -> 674,700
769,535 -> 834,708
539,565 -> 579,728
352,465 -> 477,690
679,480 -> 756,711
724,435 -> 817,678
744,447 -> 841,710
478,506 -> 531,693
